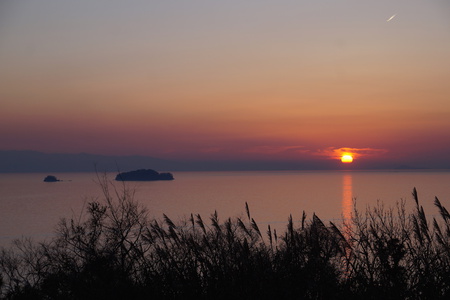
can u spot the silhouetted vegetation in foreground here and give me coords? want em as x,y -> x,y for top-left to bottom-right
2,176 -> 450,299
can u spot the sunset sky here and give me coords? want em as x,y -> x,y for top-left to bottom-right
1,0 -> 450,169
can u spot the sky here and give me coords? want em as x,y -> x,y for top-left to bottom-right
1,0 -> 450,169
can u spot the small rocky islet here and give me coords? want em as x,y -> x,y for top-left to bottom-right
43,175 -> 60,182
115,169 -> 174,181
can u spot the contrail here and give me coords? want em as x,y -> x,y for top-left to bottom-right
387,14 -> 396,22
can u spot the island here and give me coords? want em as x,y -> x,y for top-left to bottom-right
115,169 -> 174,181
43,175 -> 60,182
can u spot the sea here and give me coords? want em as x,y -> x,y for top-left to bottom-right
1,170 -> 450,247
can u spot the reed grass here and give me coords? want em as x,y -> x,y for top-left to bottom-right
1,180 -> 450,299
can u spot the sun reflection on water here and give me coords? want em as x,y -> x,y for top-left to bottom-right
342,173 -> 353,222
341,173 -> 353,276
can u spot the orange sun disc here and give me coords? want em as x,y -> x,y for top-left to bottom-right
341,155 -> 353,163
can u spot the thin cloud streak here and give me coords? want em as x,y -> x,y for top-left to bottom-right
243,145 -> 308,155
387,14 -> 397,22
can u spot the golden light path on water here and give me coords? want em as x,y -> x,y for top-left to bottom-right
342,173 -> 353,223
341,173 -> 353,274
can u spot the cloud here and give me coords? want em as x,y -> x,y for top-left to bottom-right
243,145 -> 308,155
386,14 -> 396,22
315,147 -> 388,160
199,147 -> 222,153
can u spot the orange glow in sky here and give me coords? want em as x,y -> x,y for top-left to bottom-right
1,1 -> 450,169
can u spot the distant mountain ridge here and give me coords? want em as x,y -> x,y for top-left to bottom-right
0,150 -> 433,172
0,150 -> 181,173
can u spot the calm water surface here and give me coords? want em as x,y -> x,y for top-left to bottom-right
1,170 -> 450,246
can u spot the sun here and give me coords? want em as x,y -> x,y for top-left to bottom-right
341,154 -> 354,163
